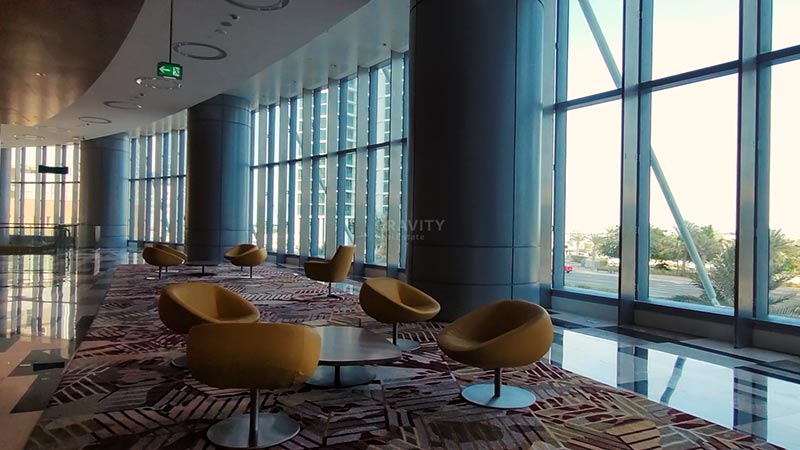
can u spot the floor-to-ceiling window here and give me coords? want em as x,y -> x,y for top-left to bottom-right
553,0 -> 623,295
549,0 -> 800,329
128,130 -> 186,244
7,144 -> 80,241
249,53 -> 408,270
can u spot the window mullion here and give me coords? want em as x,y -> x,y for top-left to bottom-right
735,0 -> 760,345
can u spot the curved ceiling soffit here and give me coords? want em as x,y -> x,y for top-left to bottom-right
0,0 -> 145,127
2,0 -> 369,146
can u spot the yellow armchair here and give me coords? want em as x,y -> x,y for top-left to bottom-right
154,243 -> 187,261
142,246 -> 185,279
303,245 -> 355,296
224,243 -> 267,278
158,282 -> 260,367
187,322 -> 321,448
359,277 -> 440,350
437,299 -> 553,409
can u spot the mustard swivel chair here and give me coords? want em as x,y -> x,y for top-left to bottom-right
437,300 -> 553,409
188,323 -> 321,449
224,244 -> 268,278
154,243 -> 187,261
142,246 -> 185,279
359,278 -> 441,351
153,243 -> 187,275
158,282 -> 260,368
303,245 -> 355,296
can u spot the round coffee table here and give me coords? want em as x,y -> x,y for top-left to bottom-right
306,326 -> 402,388
185,260 -> 219,277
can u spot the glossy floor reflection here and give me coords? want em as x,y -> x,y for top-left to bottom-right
0,249 -> 134,450
0,252 -> 798,449
546,316 -> 800,449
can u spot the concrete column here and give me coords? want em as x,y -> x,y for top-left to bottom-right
185,94 -> 250,261
407,0 -> 544,320
0,147 -> 10,244
78,133 -> 130,248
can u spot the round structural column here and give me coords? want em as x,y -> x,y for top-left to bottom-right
185,94 -> 250,262
0,147 -> 10,244
79,133 -> 130,248
407,0 -> 544,320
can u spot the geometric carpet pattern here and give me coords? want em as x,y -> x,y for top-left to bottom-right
26,264 -> 783,449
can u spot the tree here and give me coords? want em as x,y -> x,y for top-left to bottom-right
650,226 -> 681,264
680,223 -> 725,263
702,242 -> 736,306
596,226 -> 619,258
568,232 -> 587,255
588,233 -> 606,268
692,229 -> 800,307
767,229 -> 800,291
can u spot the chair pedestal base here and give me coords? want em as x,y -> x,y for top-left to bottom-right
305,365 -> 375,388
206,413 -> 300,449
170,355 -> 188,368
461,383 -> 536,409
392,338 -> 421,351
390,323 -> 421,351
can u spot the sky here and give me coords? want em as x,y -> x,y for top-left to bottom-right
564,0 -> 800,239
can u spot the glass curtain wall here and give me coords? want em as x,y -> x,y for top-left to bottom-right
128,130 -> 186,244
8,144 -> 80,235
551,0 -> 800,322
249,53 -> 408,270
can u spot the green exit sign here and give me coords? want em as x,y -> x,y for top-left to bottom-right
157,62 -> 183,80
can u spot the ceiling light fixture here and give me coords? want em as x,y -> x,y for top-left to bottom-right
13,134 -> 44,141
36,125 -> 69,133
79,116 -> 112,124
223,0 -> 290,11
172,42 -> 227,60
103,100 -> 143,110
136,76 -> 182,90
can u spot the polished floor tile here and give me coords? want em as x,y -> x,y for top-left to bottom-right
0,411 -> 42,450
0,249 -> 130,450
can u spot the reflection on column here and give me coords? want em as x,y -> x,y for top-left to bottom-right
34,254 -> 44,335
659,356 -> 686,404
733,367 -> 768,438
0,250 -> 87,340
12,255 -> 22,335
0,258 -> 7,337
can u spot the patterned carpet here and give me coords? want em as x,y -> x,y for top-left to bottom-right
26,263 -> 782,449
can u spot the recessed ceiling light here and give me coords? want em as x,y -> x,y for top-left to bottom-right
103,100 -> 143,110
172,42 -> 227,60
13,134 -> 43,141
220,21 -> 232,26
36,125 -> 69,133
135,76 -> 182,90
229,13 -> 240,20
79,116 -> 112,124
223,0 -> 289,11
